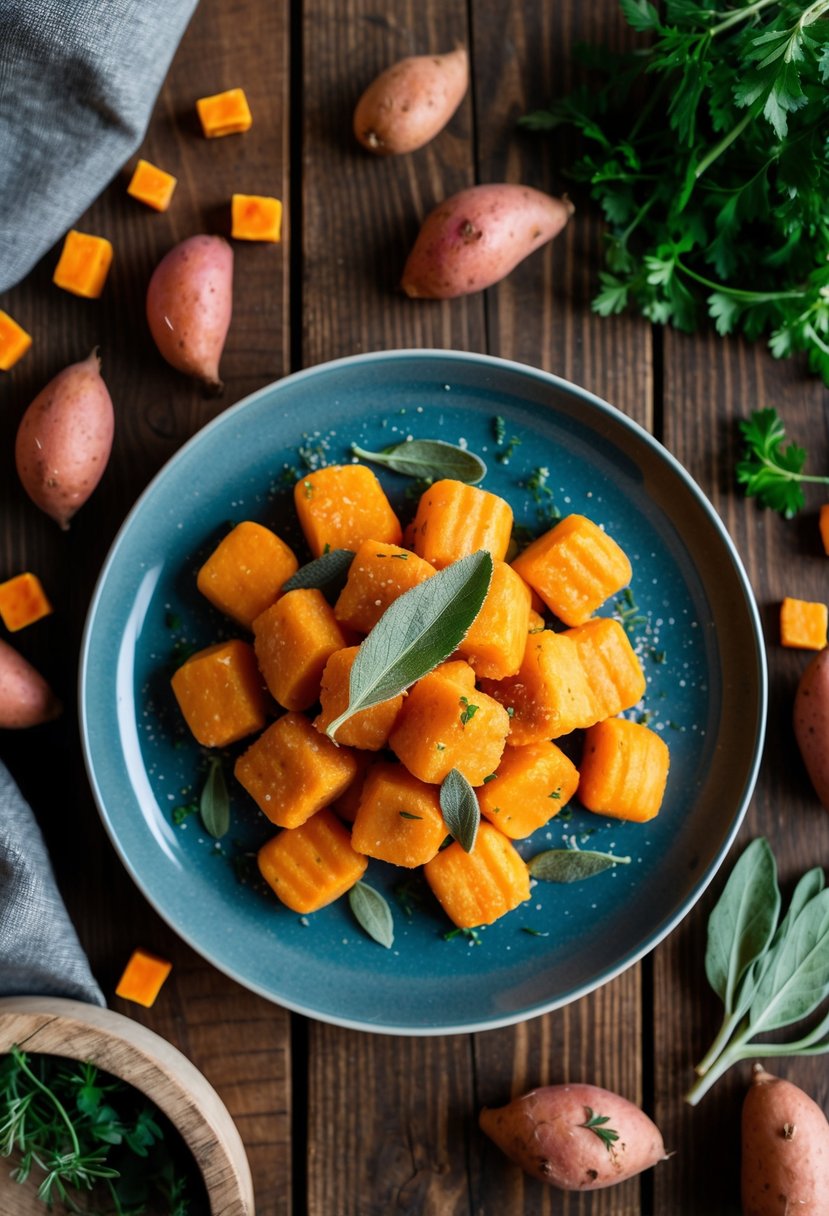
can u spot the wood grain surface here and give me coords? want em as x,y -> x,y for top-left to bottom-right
0,2 -> 827,1215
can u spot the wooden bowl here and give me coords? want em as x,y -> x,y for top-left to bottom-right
0,996 -> 254,1215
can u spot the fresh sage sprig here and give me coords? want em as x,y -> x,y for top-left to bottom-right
351,439 -> 486,484
349,881 -> 394,948
439,769 -> 480,853
200,757 -> 229,839
686,837 -> 829,1105
325,550 -> 493,740
529,847 -> 631,883
281,548 -> 355,593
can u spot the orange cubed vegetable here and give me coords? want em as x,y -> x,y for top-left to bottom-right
331,751 -> 374,824
196,87 -> 253,137
0,572 -> 53,631
458,560 -> 531,679
258,809 -> 367,914
579,717 -> 670,823
351,761 -> 447,867
479,630 -> 595,745
410,479 -> 513,569
294,465 -> 402,558
314,646 -> 403,749
171,639 -> 267,747
0,310 -> 32,370
115,948 -> 172,1008
567,617 -> 646,720
334,540 -> 435,633
424,821 -> 530,928
388,660 -> 510,785
780,597 -> 828,650
820,506 -> 829,557
527,607 -> 546,633
477,740 -> 579,839
53,230 -> 113,298
253,588 -> 345,711
235,711 -> 358,827
126,159 -> 177,211
231,194 -> 283,242
511,514 -> 632,626
197,520 -> 298,629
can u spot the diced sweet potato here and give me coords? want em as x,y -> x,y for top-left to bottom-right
115,949 -> 172,1007
314,646 -> 403,749
53,230 -> 113,299
334,540 -> 435,633
253,588 -> 345,710
126,159 -> 177,211
258,809 -> 367,913
0,310 -> 32,371
477,740 -> 579,839
234,711 -> 358,827
351,761 -> 447,867
479,630 -> 595,744
568,617 -> 646,719
231,194 -> 283,242
458,559 -> 531,678
578,717 -> 670,822
0,572 -> 53,631
410,479 -> 513,568
171,640 -> 268,747
820,505 -> 829,557
424,821 -> 530,927
196,87 -> 253,137
511,513 -> 632,626
197,520 -> 298,629
780,596 -> 828,650
294,465 -> 402,558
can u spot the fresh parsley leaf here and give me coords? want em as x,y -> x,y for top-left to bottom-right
736,408 -> 829,518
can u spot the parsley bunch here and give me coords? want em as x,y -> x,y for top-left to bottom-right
522,0 -> 829,382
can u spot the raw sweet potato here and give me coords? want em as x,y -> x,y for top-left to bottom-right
0,638 -> 61,729
794,647 -> 829,810
146,234 -> 233,390
480,1083 -> 668,1190
353,47 -> 468,155
741,1066 -> 829,1216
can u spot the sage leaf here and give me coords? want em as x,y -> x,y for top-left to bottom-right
351,439 -> 486,484
439,769 -> 480,853
704,836 -> 779,1013
349,881 -> 394,948
200,758 -> 229,839
771,867 -> 826,949
748,888 -> 829,1033
528,848 -> 631,883
325,550 -> 493,740
281,548 -> 355,594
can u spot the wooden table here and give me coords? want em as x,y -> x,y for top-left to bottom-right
1,2 -> 827,1213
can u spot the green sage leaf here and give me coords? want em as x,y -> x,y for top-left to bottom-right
705,837 -> 780,1013
349,881 -> 394,948
351,439 -> 486,484
280,548 -> 355,594
748,888 -> 829,1033
439,768 -> 480,853
528,848 -> 631,883
325,550 -> 493,740
200,758 -> 229,839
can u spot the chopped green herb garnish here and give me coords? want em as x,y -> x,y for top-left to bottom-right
736,408 -> 829,519
493,415 -> 506,445
443,926 -> 483,945
171,802 -> 198,826
399,811 -> 423,820
579,1107 -> 620,1154
482,773 -> 498,784
459,695 -> 479,727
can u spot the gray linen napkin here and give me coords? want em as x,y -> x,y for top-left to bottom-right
0,759 -> 104,1004
0,0 -> 199,293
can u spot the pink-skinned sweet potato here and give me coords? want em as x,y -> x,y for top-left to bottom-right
146,234 -> 233,390
0,639 -> 61,728
353,47 -> 468,155
401,183 -> 573,299
479,1083 -> 668,1190
794,647 -> 829,810
742,1066 -> 829,1216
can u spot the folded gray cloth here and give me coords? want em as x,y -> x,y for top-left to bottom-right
0,0 -> 198,292
0,759 -> 104,1003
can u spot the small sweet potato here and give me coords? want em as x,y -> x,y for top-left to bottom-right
480,1083 -> 668,1190
401,183 -> 573,299
742,1066 -> 829,1216
794,647 -> 829,809
353,47 -> 468,155
146,234 -> 233,390
0,639 -> 61,728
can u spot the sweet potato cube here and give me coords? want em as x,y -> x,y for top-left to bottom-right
115,948 -> 172,1008
171,640 -> 267,747
458,560 -> 532,678
126,159 -> 177,211
820,505 -> 829,557
480,630 -> 595,745
568,617 -> 646,719
231,194 -> 283,242
388,661 -> 509,785
53,230 -> 113,298
511,514 -> 632,626
0,310 -> 32,370
197,521 -> 298,629
334,540 -> 435,633
253,588 -> 346,711
0,572 -> 53,631
235,711 -> 358,828
351,762 -> 447,867
478,741 -> 579,839
196,87 -> 253,137
294,465 -> 402,558
410,479 -> 513,569
579,717 -> 670,823
424,822 -> 530,928
258,809 -> 367,913
314,646 -> 403,749
780,596 -> 828,650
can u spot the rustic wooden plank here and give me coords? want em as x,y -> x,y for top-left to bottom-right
0,1 -> 293,1213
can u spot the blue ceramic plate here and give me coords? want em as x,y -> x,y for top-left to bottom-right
80,350 -> 766,1034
